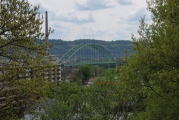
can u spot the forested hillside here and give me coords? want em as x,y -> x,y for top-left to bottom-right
49,39 -> 134,59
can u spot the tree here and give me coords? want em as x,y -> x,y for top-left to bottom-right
39,82 -> 85,120
85,77 -> 120,120
117,0 -> 179,119
39,75 -> 120,120
0,0 -> 52,119
68,65 -> 93,85
100,68 -> 116,81
79,65 -> 93,85
68,68 -> 82,85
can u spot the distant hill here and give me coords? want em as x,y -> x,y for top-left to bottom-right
49,39 -> 135,59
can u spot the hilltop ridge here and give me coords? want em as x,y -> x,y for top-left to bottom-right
49,39 -> 134,59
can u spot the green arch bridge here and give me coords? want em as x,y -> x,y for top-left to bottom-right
58,43 -> 116,67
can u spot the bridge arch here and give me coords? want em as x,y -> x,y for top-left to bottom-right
59,43 -> 116,66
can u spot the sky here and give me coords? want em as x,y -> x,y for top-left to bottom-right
28,0 -> 152,41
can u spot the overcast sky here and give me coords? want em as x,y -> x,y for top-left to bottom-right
28,0 -> 151,41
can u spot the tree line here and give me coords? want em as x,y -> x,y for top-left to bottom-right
49,39 -> 134,60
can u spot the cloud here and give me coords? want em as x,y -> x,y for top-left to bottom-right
28,0 -> 149,40
116,8 -> 152,40
28,0 -> 50,13
48,22 -> 63,39
117,0 -> 133,5
127,8 -> 151,22
58,11 -> 95,24
74,0 -> 115,11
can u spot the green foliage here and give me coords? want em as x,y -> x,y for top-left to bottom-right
79,65 -> 93,84
40,82 -> 83,120
116,0 -> 179,119
100,68 -> 116,81
92,65 -> 107,77
68,65 -> 93,85
116,57 -> 126,66
0,0 -> 52,119
38,68 -> 125,120
68,68 -> 82,85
